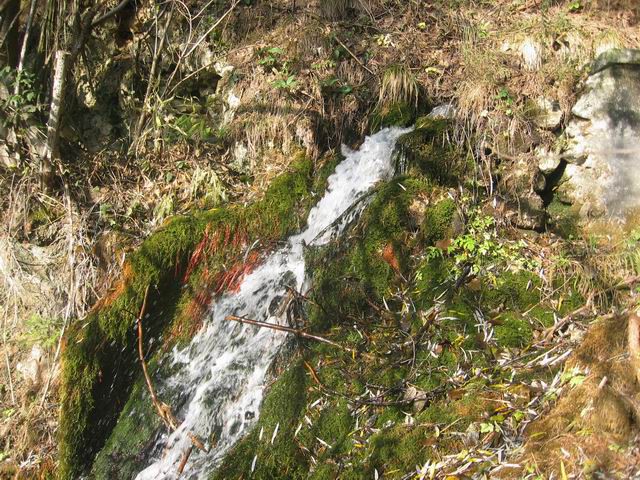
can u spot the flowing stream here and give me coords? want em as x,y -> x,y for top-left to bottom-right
136,126 -> 411,479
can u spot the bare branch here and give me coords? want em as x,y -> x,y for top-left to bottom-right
225,314 -> 362,356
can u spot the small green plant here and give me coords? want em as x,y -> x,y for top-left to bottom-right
257,46 -> 285,70
272,74 -> 298,92
99,203 -> 117,227
496,87 -> 514,116
479,413 -> 505,433
0,67 -> 42,126
376,34 -> 393,47
189,167 -> 227,207
20,314 -> 63,349
568,0 -> 582,12
172,113 -> 214,142
320,76 -> 353,95
425,208 -> 536,281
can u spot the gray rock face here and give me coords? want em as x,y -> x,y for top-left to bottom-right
558,48 -> 640,221
590,48 -> 640,75
532,97 -> 563,130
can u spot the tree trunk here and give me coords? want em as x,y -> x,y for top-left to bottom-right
43,49 -> 68,190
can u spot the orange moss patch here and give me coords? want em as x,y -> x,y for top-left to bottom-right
92,263 -> 135,312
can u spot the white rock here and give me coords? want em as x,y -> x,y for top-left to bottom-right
533,97 -> 563,130
536,146 -> 561,174
520,37 -> 543,71
0,142 -> 18,169
16,344 -> 45,385
428,103 -> 456,119
560,49 -> 640,222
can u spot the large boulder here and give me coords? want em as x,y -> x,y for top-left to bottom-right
558,48 -> 640,222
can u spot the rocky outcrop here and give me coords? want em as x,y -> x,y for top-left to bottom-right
556,48 -> 640,223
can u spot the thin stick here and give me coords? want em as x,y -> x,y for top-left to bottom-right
177,446 -> 194,476
2,330 -> 15,404
165,0 -> 240,88
334,36 -> 375,76
542,302 -> 591,341
91,0 -> 131,28
132,6 -> 174,146
14,0 -> 38,96
42,49 -> 68,189
225,315 -> 359,355
136,284 -> 208,472
137,286 -> 178,430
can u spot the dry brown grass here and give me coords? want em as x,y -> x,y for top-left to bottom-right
319,0 -> 353,21
521,316 -> 639,478
378,64 -> 419,109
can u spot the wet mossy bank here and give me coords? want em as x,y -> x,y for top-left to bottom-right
209,123 -> 588,479
57,153 -> 339,479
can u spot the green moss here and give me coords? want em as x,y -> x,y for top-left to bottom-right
494,313 -> 533,348
395,118 -> 467,184
370,101 -> 416,130
58,271 -> 184,480
414,255 -> 450,307
528,305 -> 556,328
301,400 -> 353,458
421,198 -> 456,245
307,177 -> 431,332
366,425 -> 430,475
211,362 -> 309,480
90,379 -> 162,479
547,198 -> 580,238
481,270 -> 541,312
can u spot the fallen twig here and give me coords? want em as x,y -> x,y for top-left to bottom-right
226,315 -> 364,357
542,302 -> 592,342
334,36 -> 375,76
137,286 -> 179,430
177,446 -> 194,476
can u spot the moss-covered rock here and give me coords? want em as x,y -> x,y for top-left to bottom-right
370,101 -> 416,130
395,117 -> 469,184
494,313 -> 534,348
58,155 -> 322,479
210,362 -> 309,480
421,197 -> 456,245
90,379 -> 162,479
547,198 -> 581,238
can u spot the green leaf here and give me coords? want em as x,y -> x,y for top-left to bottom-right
479,422 -> 495,433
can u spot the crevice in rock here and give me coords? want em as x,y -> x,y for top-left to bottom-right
540,158 -> 568,208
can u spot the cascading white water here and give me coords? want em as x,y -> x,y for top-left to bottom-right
136,126 -> 411,480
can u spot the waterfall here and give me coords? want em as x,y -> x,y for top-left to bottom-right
135,126 -> 411,479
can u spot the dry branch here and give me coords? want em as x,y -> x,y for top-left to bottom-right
42,49 -> 67,189
225,315 -> 361,356
132,6 -> 174,146
334,36 -> 375,76
91,0 -> 131,28
13,0 -> 38,96
137,286 -> 179,430
628,310 -> 640,385
136,285 -> 208,474
542,302 -> 592,342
